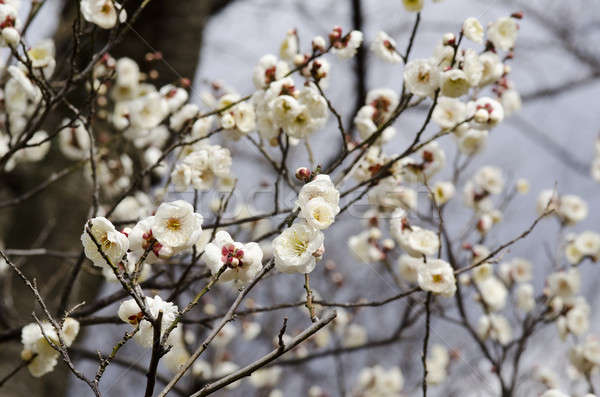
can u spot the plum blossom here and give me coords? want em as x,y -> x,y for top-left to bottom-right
81,217 -> 129,269
203,231 -> 264,284
273,221 -> 324,274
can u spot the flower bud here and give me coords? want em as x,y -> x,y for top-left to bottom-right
511,11 -> 523,19
2,27 -> 19,46
312,35 -> 326,52
312,245 -> 325,258
474,108 -> 489,123
442,32 -> 456,45
295,167 -> 312,182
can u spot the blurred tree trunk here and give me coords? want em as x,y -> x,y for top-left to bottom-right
0,1 -> 234,395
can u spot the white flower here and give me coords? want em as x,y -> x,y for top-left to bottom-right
118,295 -> 179,348
462,49 -> 483,86
127,216 -> 166,262
575,231 -> 600,258
547,268 -> 580,298
536,189 -> 559,215
478,276 -> 507,311
462,17 -> 484,43
300,197 -> 338,230
469,97 -> 504,128
458,129 -> 488,155
403,58 -> 440,97
253,54 -> 290,89
487,17 -> 518,51
365,88 -> 399,121
171,164 -> 192,192
332,30 -> 363,59
297,85 -> 328,131
509,257 -> 532,282
440,69 -> 470,98
160,84 -> 189,113
296,175 -> 340,230
213,322 -> 237,348
58,119 -> 91,160
343,324 -> 368,347
558,194 -> 588,225
118,299 -> 144,325
565,240 -> 583,265
192,360 -> 212,379
230,102 -> 256,136
61,318 -> 80,347
273,221 -> 324,274
368,178 -> 417,211
80,0 -> 122,29
162,329 -> 190,374
170,103 -> 199,131
582,336 -> 600,367
27,39 -> 56,79
516,283 -> 535,312
21,322 -> 59,377
18,130 -> 51,163
417,259 -> 456,297
173,144 -> 232,192
21,319 -> 79,377
203,231 -> 263,284
8,66 -> 40,101
152,200 -> 203,249
402,0 -> 424,12
2,27 -> 20,47
397,254 -> 422,283
394,225 -> 440,258
279,30 -> 298,62
478,52 -> 504,87
81,217 -> 129,269
516,178 -> 529,194
112,57 -> 139,100
501,89 -> 521,116
355,365 -> 404,396
349,228 -> 385,263
271,95 -> 301,125
432,181 -> 455,205
250,367 -> 282,388
478,314 -> 512,345
591,157 -> 600,182
426,344 -> 449,385
214,361 -> 241,389
432,97 -> 466,130
371,31 -> 402,63
474,166 -> 504,194
566,298 -> 590,336
191,116 -> 213,139
129,92 -> 168,130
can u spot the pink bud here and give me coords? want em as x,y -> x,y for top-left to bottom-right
295,167 -> 312,182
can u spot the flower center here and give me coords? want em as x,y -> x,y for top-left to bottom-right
127,312 -> 143,325
100,234 -> 113,251
221,243 -> 244,268
432,274 -> 444,283
101,2 -> 113,15
291,233 -> 308,256
166,217 -> 181,231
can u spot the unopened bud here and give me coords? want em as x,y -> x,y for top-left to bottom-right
295,167 -> 311,182
474,108 -> 489,123
511,11 -> 523,19
2,27 -> 19,46
442,32 -> 455,46
312,35 -> 326,52
382,238 -> 395,251
312,245 -> 325,258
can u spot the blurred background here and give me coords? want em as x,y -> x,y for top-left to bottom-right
2,0 -> 600,396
